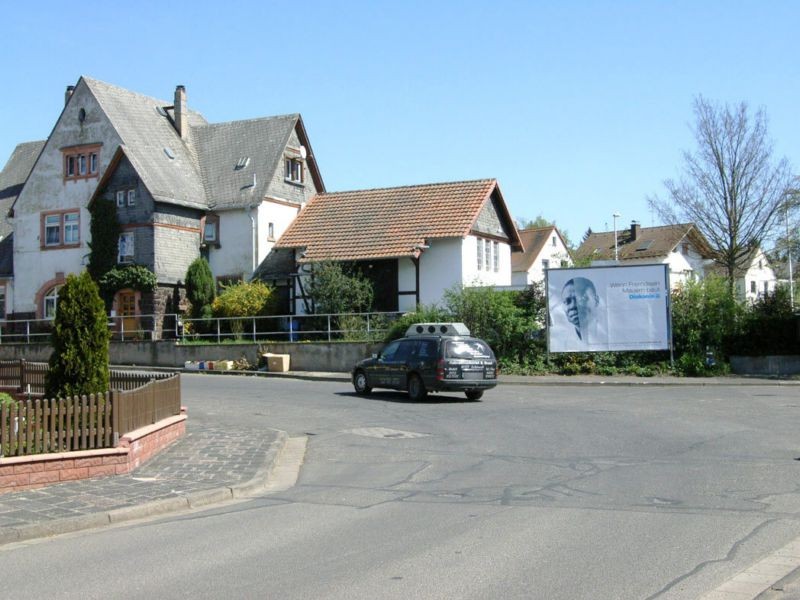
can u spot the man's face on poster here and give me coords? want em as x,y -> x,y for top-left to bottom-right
561,278 -> 599,329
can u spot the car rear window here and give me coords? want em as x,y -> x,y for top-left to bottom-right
445,339 -> 493,359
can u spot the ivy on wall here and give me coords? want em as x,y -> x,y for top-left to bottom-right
99,265 -> 158,295
87,199 -> 121,281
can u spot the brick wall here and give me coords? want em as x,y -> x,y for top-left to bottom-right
0,412 -> 186,494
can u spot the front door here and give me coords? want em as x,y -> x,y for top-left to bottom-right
118,291 -> 138,340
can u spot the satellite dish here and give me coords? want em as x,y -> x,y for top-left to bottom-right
299,145 -> 307,160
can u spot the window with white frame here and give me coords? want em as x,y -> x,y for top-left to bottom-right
477,238 -> 483,271
44,214 -> 61,246
0,285 -> 5,318
542,259 -> 550,270
116,190 -> 126,207
284,158 -> 304,184
267,222 -> 275,241
63,145 -> 100,181
42,211 -> 80,248
484,239 -> 491,271
552,236 -> 557,247
118,232 -> 134,264
64,212 -> 79,244
750,281 -> 756,294
127,189 -> 136,206
44,286 -> 61,319
493,241 -> 499,272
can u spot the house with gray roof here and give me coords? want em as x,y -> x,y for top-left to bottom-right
3,76 -> 323,334
575,222 -> 715,288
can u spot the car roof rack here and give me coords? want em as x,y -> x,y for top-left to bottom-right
405,322 -> 471,337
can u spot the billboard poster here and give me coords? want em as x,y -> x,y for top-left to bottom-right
546,264 -> 670,353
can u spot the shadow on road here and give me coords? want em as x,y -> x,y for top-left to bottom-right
335,391 -> 480,404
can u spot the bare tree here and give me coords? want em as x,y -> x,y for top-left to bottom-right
648,97 -> 795,289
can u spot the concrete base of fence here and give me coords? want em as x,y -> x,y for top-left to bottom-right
0,409 -> 187,495
0,341 -> 383,372
730,355 -> 800,376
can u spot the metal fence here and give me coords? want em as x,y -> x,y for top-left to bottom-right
0,311 -> 404,344
0,370 -> 181,457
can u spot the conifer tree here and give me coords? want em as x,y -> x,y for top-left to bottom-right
45,272 -> 111,398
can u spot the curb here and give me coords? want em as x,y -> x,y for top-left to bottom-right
0,430 -> 289,547
111,365 -> 800,387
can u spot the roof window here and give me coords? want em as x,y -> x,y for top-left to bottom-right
636,240 -> 654,251
235,157 -> 250,170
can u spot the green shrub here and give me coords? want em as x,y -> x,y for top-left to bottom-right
384,305 -> 453,342
45,272 -> 110,398
185,258 -> 216,320
443,285 -> 540,361
306,261 -> 374,314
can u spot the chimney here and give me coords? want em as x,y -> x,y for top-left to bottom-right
630,221 -> 641,241
65,85 -> 75,105
174,85 -> 187,139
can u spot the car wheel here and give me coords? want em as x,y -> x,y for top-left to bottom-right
353,370 -> 372,395
407,374 -> 427,402
465,390 -> 484,401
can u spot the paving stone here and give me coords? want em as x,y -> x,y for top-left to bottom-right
0,424 -> 279,531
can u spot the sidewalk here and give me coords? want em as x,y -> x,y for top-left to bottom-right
0,422 -> 286,546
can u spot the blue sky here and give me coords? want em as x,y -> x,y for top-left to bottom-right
2,1 -> 798,243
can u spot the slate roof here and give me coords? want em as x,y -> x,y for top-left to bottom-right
275,179 -> 521,262
511,226 -> 567,272
192,115 -> 299,209
575,223 -> 713,261
81,77 -> 321,211
85,77 -> 209,210
0,141 -> 45,238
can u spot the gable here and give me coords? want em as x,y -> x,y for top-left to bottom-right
471,196 -> 510,240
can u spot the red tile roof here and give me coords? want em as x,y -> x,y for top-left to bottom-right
511,226 -> 563,271
275,179 -> 521,261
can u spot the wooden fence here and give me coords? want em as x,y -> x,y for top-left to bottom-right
0,371 -> 181,458
0,360 -> 173,396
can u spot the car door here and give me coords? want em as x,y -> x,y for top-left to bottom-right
411,338 -> 439,388
373,340 -> 401,386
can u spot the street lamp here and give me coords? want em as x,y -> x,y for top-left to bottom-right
613,213 -> 621,262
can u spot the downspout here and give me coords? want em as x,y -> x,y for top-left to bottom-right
247,202 -> 259,275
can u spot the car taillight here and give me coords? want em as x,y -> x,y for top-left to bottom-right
436,359 -> 445,381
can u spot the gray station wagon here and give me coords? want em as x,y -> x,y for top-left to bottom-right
352,323 -> 498,401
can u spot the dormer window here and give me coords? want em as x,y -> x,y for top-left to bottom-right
285,158 -> 304,184
62,143 -> 101,181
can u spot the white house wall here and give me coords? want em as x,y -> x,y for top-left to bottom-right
12,83 -> 120,314
461,235 -> 512,287
257,201 -> 300,267
741,249 -> 777,301
210,209 -> 256,279
398,258 -> 418,312
512,234 -> 572,286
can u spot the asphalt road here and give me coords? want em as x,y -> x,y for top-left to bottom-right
1,375 -> 799,599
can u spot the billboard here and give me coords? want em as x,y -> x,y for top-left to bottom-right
546,264 -> 671,353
